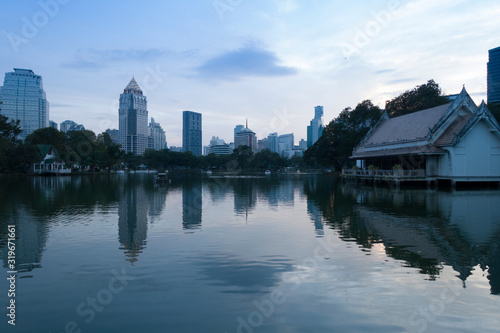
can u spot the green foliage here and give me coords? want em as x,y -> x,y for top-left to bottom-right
304,100 -> 382,170
25,127 -> 67,157
385,80 -> 450,118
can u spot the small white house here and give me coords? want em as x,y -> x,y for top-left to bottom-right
33,145 -> 71,175
348,88 -> 500,184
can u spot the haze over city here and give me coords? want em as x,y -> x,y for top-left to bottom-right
1,0 -> 499,146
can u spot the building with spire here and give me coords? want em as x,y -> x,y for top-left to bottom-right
119,78 -> 149,155
0,68 -> 48,140
234,119 -> 257,152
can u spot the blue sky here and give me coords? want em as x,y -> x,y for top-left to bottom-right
1,0 -> 499,147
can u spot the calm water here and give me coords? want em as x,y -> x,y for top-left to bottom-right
1,174 -> 499,333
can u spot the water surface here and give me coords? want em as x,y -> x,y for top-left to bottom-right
0,174 -> 499,332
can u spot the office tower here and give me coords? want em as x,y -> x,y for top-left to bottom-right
183,111 -> 202,156
234,120 -> 257,152
49,120 -> 57,130
299,138 -> 307,150
268,132 -> 279,153
206,136 -> 232,155
119,78 -> 149,155
307,105 -> 324,147
149,117 -> 167,151
60,120 -> 77,133
278,133 -> 294,157
0,68 -> 48,140
106,129 -> 120,145
257,138 -> 268,152
488,46 -> 500,104
234,124 -> 245,139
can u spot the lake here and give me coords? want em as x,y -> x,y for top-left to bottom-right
1,173 -> 499,332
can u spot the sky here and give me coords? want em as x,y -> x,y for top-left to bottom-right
1,0 -> 500,147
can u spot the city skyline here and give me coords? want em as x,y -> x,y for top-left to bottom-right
1,1 -> 500,147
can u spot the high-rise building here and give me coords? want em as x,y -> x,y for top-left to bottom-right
60,120 -> 77,133
257,138 -> 268,152
307,105 -> 324,147
268,132 -> 279,153
49,120 -> 58,130
206,136 -> 231,155
278,133 -> 294,157
234,120 -> 257,152
488,46 -> 500,104
106,129 -> 120,145
183,111 -> 202,156
0,68 -> 48,140
234,124 -> 245,137
299,138 -> 307,150
148,117 -> 167,151
119,78 -> 149,155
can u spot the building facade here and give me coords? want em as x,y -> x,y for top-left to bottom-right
206,136 -> 232,155
60,120 -> 77,133
268,132 -> 279,153
149,117 -> 167,151
307,105 -> 324,147
234,121 -> 257,152
349,88 -> 500,185
278,133 -> 294,157
0,68 -> 48,140
49,120 -> 58,130
106,129 -> 120,145
119,78 -> 149,155
183,111 -> 202,156
488,46 -> 500,104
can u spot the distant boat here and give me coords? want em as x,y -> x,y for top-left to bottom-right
265,170 -> 271,175
154,172 -> 170,184
206,170 -> 212,175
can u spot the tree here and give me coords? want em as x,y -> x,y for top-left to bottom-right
385,80 -> 450,118
304,101 -> 382,170
25,127 -> 66,154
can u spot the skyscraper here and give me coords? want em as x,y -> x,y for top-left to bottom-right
268,132 -> 279,153
488,46 -> 500,104
307,105 -> 324,147
119,78 -> 149,155
234,120 -> 257,152
49,120 -> 58,130
0,68 -> 48,140
183,111 -> 202,156
148,117 -> 167,151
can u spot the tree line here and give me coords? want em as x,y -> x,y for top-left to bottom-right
1,80 -> 498,174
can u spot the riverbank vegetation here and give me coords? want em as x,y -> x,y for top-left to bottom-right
1,81 -> 498,174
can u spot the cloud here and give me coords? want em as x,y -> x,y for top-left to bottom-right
194,44 -> 298,80
64,48 -> 198,70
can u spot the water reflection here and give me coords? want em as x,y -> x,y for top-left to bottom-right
182,181 -> 202,230
118,179 -> 149,264
304,179 -> 500,295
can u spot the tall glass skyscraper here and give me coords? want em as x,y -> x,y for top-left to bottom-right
0,68 -> 48,140
182,111 -> 202,156
119,78 -> 149,155
488,46 -> 500,104
307,105 -> 324,148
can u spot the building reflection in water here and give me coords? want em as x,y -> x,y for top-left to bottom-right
233,180 -> 257,217
182,181 -> 202,230
307,179 -> 500,295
